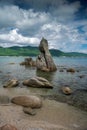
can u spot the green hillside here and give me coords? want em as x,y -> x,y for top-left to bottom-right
0,46 -> 39,56
0,46 -> 87,57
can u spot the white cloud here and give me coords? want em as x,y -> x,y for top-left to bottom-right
0,1 -> 81,29
0,28 -> 39,47
35,22 -> 87,52
16,9 -> 50,35
0,0 -> 87,53
0,5 -> 23,28
50,1 -> 81,22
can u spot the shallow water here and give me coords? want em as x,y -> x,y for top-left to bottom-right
0,56 -> 87,129
0,56 -> 87,96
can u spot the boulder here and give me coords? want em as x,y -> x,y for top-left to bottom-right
11,95 -> 42,108
23,107 -> 36,116
20,57 -> 36,66
61,87 -> 72,95
3,79 -> 19,88
67,68 -> 75,73
23,76 -> 53,88
0,124 -> 17,130
36,38 -> 57,72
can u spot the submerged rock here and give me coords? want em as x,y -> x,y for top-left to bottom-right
59,69 -> 64,72
9,62 -> 15,65
61,87 -> 72,95
67,68 -> 75,73
23,107 -> 36,116
11,95 -> 42,108
36,38 -> 57,72
0,124 -> 18,130
78,75 -> 85,78
68,89 -> 87,111
3,79 -> 19,88
23,76 -> 53,88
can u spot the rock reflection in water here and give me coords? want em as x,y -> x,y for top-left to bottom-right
36,69 -> 56,82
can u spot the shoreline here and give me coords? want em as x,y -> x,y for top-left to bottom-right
0,86 -> 87,112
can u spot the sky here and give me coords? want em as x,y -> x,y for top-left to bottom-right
0,0 -> 87,53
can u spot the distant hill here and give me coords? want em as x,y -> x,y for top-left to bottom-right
0,46 -> 87,57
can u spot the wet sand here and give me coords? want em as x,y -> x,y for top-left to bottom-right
0,98 -> 87,130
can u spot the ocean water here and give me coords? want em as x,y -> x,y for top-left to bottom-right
0,56 -> 87,96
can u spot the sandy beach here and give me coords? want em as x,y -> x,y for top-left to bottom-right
0,97 -> 87,130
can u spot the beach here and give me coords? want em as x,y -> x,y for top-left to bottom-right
0,56 -> 87,129
0,96 -> 87,130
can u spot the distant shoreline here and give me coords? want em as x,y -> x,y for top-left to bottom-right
0,46 -> 87,57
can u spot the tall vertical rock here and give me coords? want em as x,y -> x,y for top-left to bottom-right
36,38 -> 57,72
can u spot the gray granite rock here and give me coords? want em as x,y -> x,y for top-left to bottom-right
36,38 -> 57,72
23,76 -> 53,88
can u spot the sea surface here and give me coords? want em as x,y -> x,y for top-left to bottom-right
0,56 -> 87,130
0,56 -> 87,97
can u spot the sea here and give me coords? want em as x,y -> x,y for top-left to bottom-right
0,56 -> 87,97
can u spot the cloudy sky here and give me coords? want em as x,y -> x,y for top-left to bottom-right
0,0 -> 87,53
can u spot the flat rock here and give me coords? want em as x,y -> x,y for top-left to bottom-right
23,76 -> 53,88
11,95 -> 42,108
9,63 -> 15,65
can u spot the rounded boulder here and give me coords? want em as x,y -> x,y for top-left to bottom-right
62,87 -> 72,95
11,95 -> 42,108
